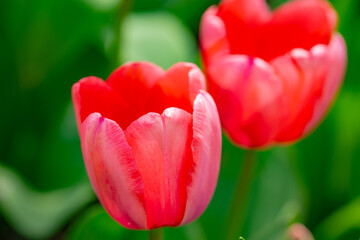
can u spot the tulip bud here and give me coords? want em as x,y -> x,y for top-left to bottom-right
200,0 -> 347,148
72,62 -> 222,229
288,223 -> 315,240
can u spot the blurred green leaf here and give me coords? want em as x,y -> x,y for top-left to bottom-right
244,148 -> 303,239
40,103 -> 86,190
120,11 -> 197,69
164,0 -> 219,34
67,205 -> 125,240
67,204 -> 152,240
249,202 -> 300,240
315,197 -> 360,240
267,0 -> 288,9
328,90 -> 360,201
132,0 -> 167,11
331,0 -> 360,89
67,204 -> 207,240
82,0 -> 122,11
0,164 -> 94,239
163,221 -> 206,240
198,135 -> 245,240
0,0 -> 118,190
198,140 -> 303,240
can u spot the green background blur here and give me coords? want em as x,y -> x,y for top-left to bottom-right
0,0 -> 359,239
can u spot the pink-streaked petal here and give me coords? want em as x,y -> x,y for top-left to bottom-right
208,55 -> 284,147
80,113 -> 146,229
181,91 -> 221,224
188,67 -> 207,103
124,108 -> 193,229
71,76 -> 129,129
271,49 -> 315,141
273,41 -> 332,142
200,6 -> 230,65
72,80 -> 83,129
304,33 -> 347,134
156,63 -> 207,113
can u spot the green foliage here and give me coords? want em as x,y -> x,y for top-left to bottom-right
121,11 -> 197,70
0,0 -> 116,191
315,197 -> 360,240
67,205 -> 126,240
0,0 -> 360,239
0,164 -> 94,239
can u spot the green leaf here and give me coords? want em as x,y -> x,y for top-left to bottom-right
248,202 -> 300,240
244,148 -> 303,240
132,0 -> 167,11
329,90 -> 360,200
120,11 -> 197,70
0,164 -> 94,239
67,205 -> 126,240
163,220 -> 206,240
164,0 -> 218,33
315,197 -> 360,240
0,0 -> 114,191
82,0 -> 122,11
66,204 -> 152,240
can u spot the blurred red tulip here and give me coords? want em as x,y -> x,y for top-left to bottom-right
288,223 -> 315,240
72,62 -> 222,229
200,0 -> 347,148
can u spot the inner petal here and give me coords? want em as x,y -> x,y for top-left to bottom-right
76,63 -> 203,130
107,62 -> 165,122
217,0 -> 336,61
146,63 -> 205,115
76,77 -> 131,129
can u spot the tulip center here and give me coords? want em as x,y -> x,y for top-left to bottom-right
77,64 -> 197,130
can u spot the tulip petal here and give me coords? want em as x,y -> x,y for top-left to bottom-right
107,62 -> 165,126
216,0 -> 271,58
304,34 -> 347,134
218,0 -> 271,23
208,55 -> 284,147
107,61 -> 165,106
264,0 -> 337,60
215,0 -> 337,61
181,91 -> 222,224
273,47 -> 326,141
72,77 -> 130,129
273,34 -> 346,142
125,108 -> 193,229
200,6 -> 230,65
156,63 -> 207,113
80,113 -> 147,229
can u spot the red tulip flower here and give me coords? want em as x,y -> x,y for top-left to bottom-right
200,0 -> 347,148
72,62 -> 221,229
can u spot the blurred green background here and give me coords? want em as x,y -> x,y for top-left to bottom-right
0,0 -> 359,239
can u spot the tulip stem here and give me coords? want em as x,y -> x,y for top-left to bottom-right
149,228 -> 163,240
110,0 -> 133,68
225,150 -> 257,240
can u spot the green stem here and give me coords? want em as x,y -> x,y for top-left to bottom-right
110,0 -> 133,68
149,228 -> 163,240
225,150 -> 257,240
